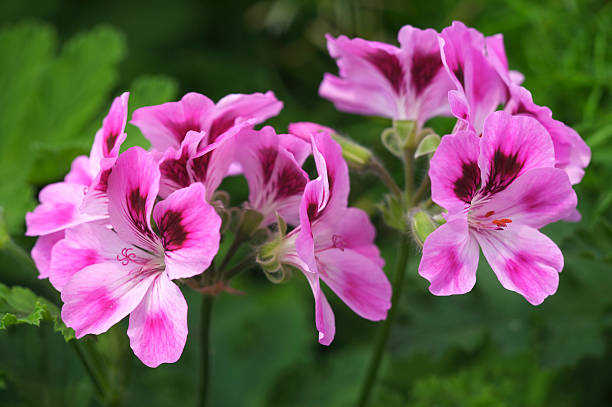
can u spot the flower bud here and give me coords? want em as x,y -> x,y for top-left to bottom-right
410,210 -> 437,247
331,133 -> 372,168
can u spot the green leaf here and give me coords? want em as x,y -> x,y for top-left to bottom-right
0,282 -> 74,341
414,133 -> 441,158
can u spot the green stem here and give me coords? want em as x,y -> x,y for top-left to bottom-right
71,341 -> 113,404
412,173 -> 430,206
369,158 -> 402,198
218,236 -> 244,272
223,254 -> 255,281
198,295 -> 215,407
403,147 -> 415,202
357,235 -> 411,407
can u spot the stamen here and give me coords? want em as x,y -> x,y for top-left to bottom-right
492,218 -> 512,227
484,210 -> 495,218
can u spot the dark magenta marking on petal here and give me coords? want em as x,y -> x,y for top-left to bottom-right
160,150 -> 191,190
453,64 -> 465,88
96,168 -> 112,192
191,152 -> 211,182
514,103 -> 534,117
410,51 -> 443,95
306,202 -> 318,222
157,210 -> 188,251
453,161 -> 481,203
105,133 -> 119,156
171,119 -> 202,145
208,114 -> 236,144
482,149 -> 524,195
258,147 -> 278,177
128,188 -> 155,239
364,49 -> 406,94
276,165 -> 306,198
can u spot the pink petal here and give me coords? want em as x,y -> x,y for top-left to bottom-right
89,92 -> 129,172
31,231 -> 64,279
209,91 -> 283,142
50,223 -> 150,292
311,131 -> 349,215
478,111 -> 555,196
131,92 -> 215,152
475,225 -> 563,305
418,218 -> 480,295
127,273 -> 188,367
108,147 -> 161,252
319,34 -> 403,119
64,156 -> 94,186
288,121 -> 335,143
317,248 -> 391,321
303,271 -> 335,346
278,132 -> 311,166
429,130 -> 481,213
25,182 -> 90,236
158,130 -> 204,198
61,262 -> 157,338
153,183 -> 221,280
473,167 -> 577,229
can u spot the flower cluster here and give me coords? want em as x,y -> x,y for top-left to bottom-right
26,91 -> 391,366
319,21 -> 588,304
25,20 -> 589,369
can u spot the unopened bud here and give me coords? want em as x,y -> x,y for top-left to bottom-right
411,210 -> 437,247
332,134 -> 372,168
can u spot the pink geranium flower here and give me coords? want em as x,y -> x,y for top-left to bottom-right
419,111 -> 577,305
26,92 -> 130,277
234,126 -> 309,226
278,131 -> 391,345
319,25 -> 454,126
56,147 -> 221,367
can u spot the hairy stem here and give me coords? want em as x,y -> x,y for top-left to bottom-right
223,254 -> 255,281
218,236 -> 244,272
403,147 -> 415,202
357,235 -> 411,407
412,173 -> 431,206
198,295 -> 215,407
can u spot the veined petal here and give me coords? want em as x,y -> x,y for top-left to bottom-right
61,262 -> 157,338
474,167 -> 577,229
208,91 -> 283,143
127,273 -> 188,367
153,183 -> 221,280
429,130 -> 481,212
158,130 -> 204,198
108,147 -> 161,251
89,92 -> 129,172
31,231 -> 64,279
50,223 -> 150,292
479,111 -> 555,196
418,218 -> 480,295
64,156 -> 94,186
131,92 -> 215,152
296,180 -> 325,273
317,249 -> 391,321
311,131 -> 350,215
475,225 -> 563,305
278,133 -> 311,166
302,271 -> 335,346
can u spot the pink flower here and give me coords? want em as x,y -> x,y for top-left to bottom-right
56,147 -> 221,367
131,91 -> 283,152
505,86 -> 591,186
319,25 -> 454,126
278,132 -> 391,345
419,111 -> 577,305
26,92 -> 130,277
439,21 -> 508,134
234,126 -> 309,226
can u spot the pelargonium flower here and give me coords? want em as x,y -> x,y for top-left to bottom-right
56,147 -> 221,367
419,111 -> 577,305
277,131 -> 391,345
439,21 -> 508,134
234,126 -> 309,226
319,25 -> 454,127
26,92 -> 130,278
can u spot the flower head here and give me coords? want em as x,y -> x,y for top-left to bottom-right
420,111 -> 577,305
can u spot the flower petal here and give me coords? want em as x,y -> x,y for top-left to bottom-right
64,156 -> 94,186
61,262 -> 156,338
429,130 -> 481,212
317,248 -> 391,321
475,225 -> 563,305
158,130 -> 204,198
31,231 -> 64,279
89,92 -> 129,172
131,92 -> 215,151
302,271 -> 335,346
153,183 -> 221,280
418,218 -> 480,295
474,167 -> 577,229
127,273 -> 188,367
479,111 -> 555,196
108,147 -> 161,251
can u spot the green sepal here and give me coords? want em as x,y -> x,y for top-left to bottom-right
411,210 -> 438,247
414,133 -> 441,158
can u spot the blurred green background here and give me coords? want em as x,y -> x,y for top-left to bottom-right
1,0 -> 612,406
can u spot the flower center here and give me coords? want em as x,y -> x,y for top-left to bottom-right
467,208 -> 513,231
